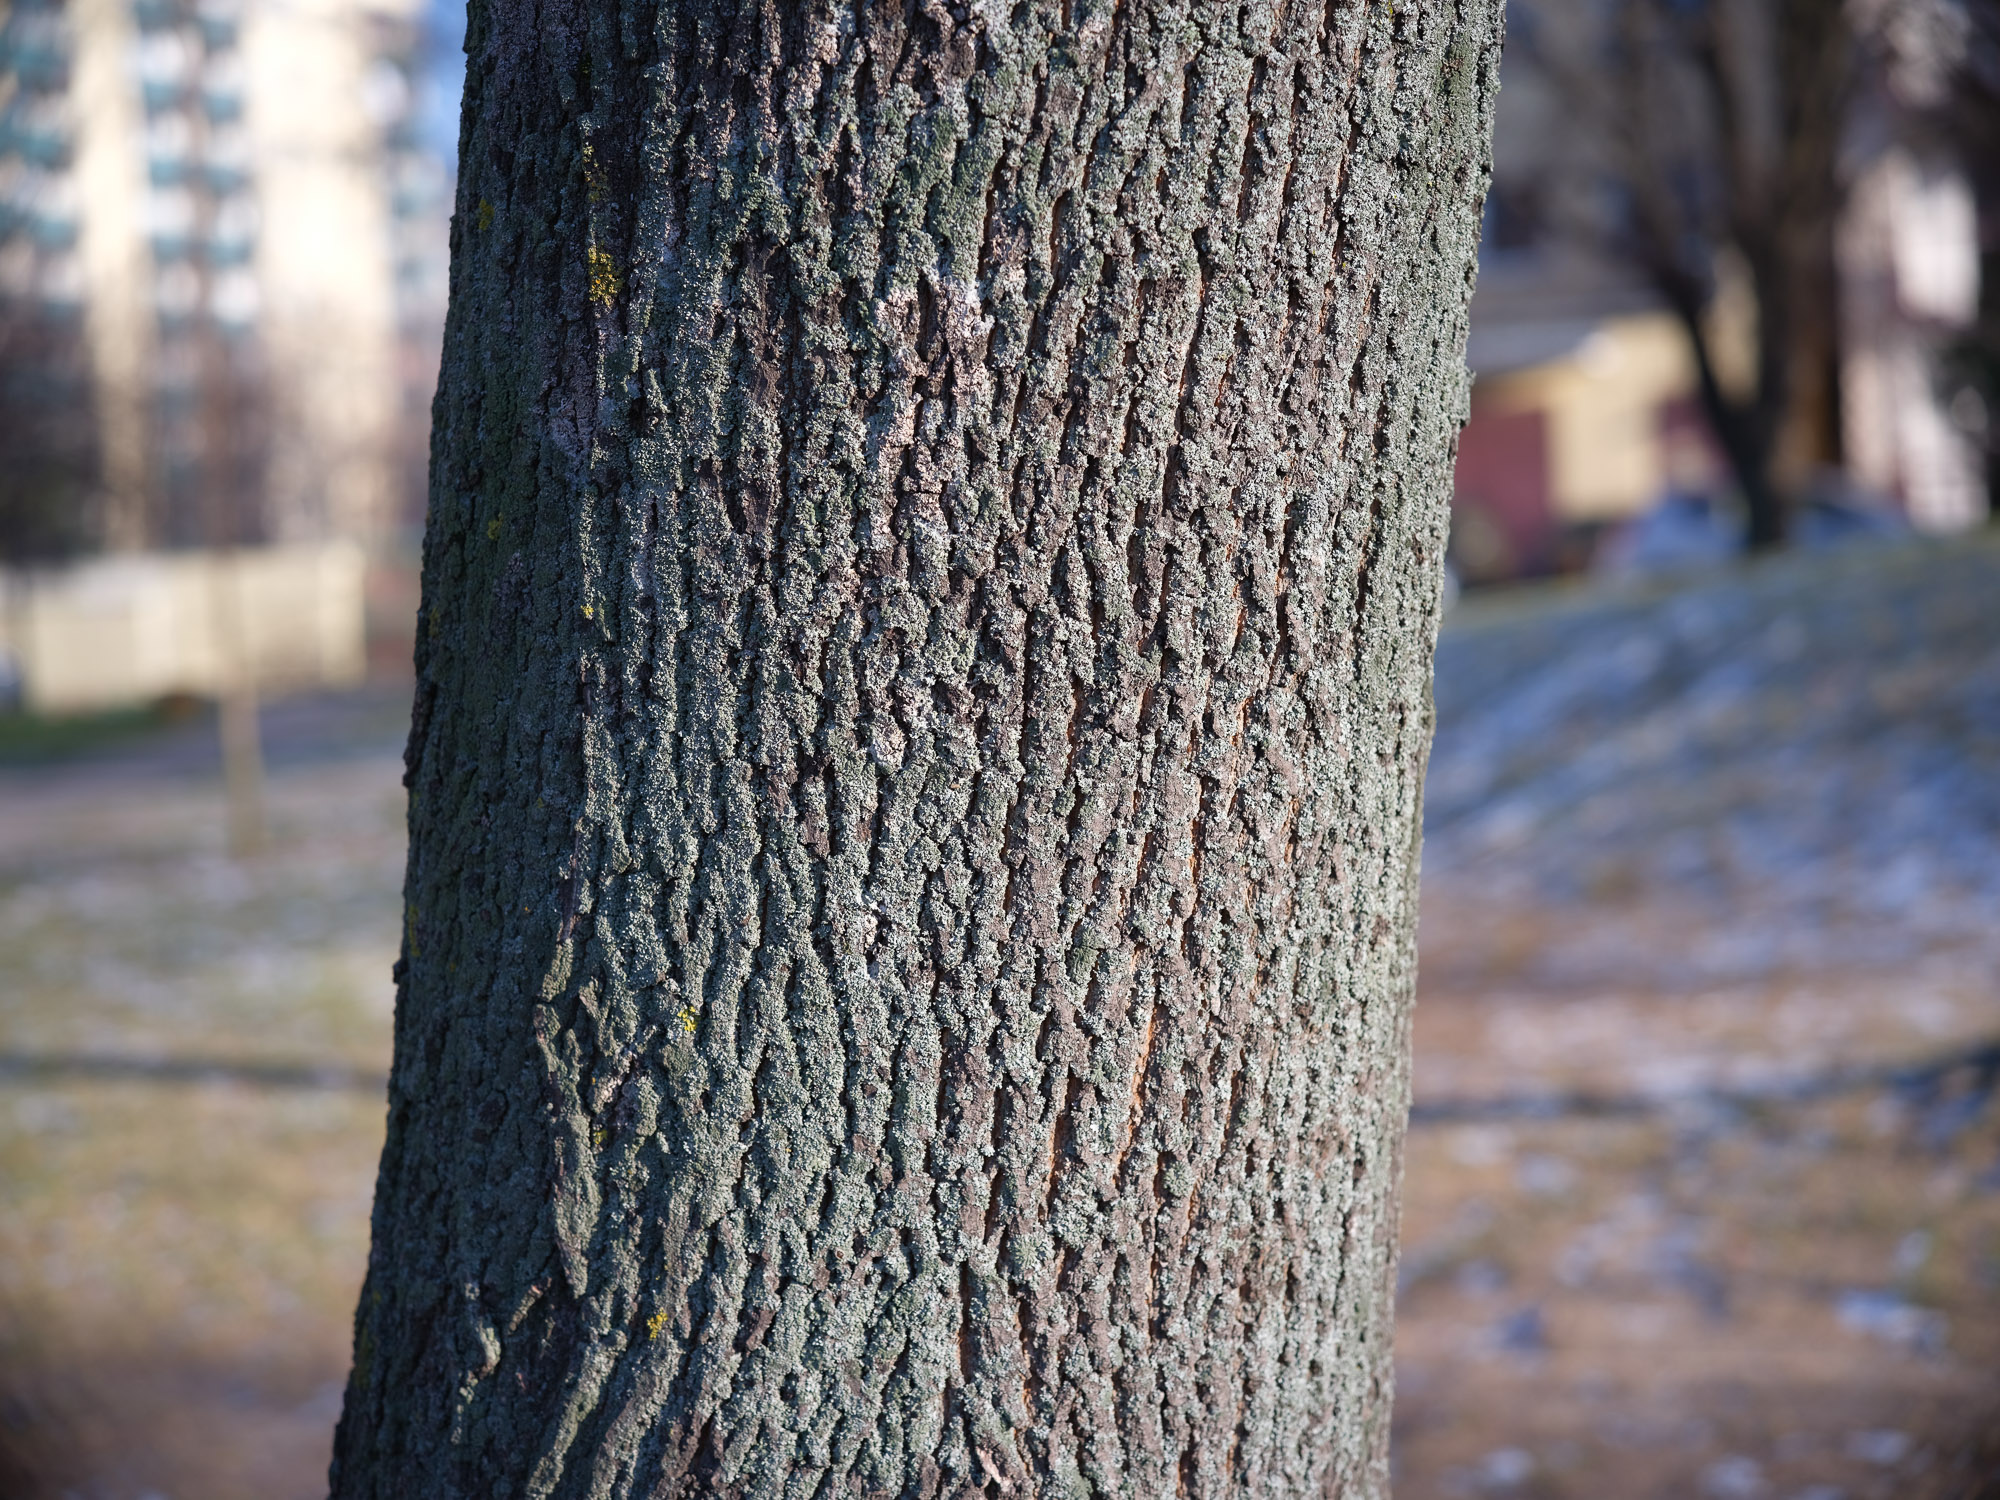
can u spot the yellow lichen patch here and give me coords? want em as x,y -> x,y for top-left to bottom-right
586,247 -> 621,306
591,1125 -> 608,1151
645,1307 -> 670,1341
677,1005 -> 699,1035
476,198 -> 496,232
486,516 -> 503,540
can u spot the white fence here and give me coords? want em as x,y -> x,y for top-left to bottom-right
0,543 -> 366,715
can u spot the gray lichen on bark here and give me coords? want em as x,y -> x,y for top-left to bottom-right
332,0 -> 1500,1495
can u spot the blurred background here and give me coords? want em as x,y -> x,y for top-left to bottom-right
0,0 -> 1995,1493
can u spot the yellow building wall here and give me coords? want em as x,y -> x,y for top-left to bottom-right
1475,313 -> 1699,523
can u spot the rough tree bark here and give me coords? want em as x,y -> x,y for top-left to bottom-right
332,2 -> 1498,1495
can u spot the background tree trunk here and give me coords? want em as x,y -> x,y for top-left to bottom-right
332,2 -> 1498,1495
1512,0 -> 1858,551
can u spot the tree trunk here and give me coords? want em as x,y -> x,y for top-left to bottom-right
332,2 -> 1499,1495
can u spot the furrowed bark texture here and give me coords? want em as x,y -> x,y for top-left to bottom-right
333,1 -> 1498,1495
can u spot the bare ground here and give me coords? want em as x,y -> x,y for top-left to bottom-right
0,690 -> 404,1500
1398,536 -> 2000,1500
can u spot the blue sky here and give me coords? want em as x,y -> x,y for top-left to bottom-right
416,0 -> 466,167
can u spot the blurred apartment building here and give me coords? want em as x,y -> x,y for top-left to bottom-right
1450,18 -> 1989,582
0,0 -> 449,560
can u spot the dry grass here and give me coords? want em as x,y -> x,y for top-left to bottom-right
0,694 -> 402,1499
1396,536 -> 2000,1500
1396,939 -> 2000,1499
